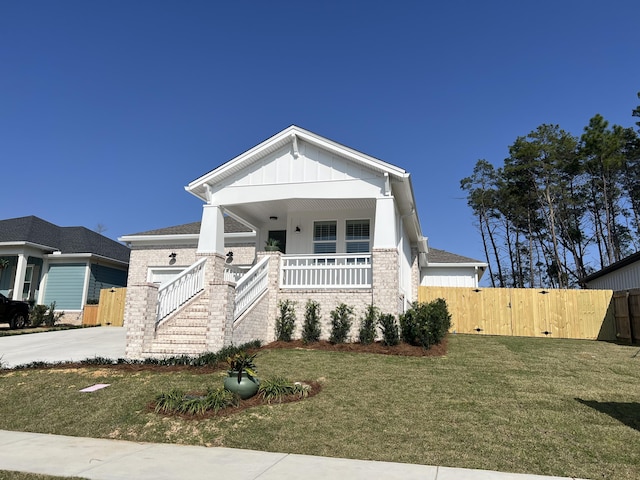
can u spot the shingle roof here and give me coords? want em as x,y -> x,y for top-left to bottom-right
426,247 -> 484,264
129,217 -> 252,236
0,216 -> 130,263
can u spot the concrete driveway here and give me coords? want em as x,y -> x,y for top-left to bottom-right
0,327 -> 127,368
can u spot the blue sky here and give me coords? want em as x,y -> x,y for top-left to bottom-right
1,1 -> 639,271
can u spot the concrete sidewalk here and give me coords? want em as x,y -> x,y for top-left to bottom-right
0,430 -> 588,480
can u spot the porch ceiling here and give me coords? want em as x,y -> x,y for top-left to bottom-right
225,198 -> 376,228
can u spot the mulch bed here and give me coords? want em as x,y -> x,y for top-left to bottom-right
149,380 -> 324,420
262,338 -> 448,357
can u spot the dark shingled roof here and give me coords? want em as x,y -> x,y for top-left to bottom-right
426,247 -> 484,264
129,217 -> 252,236
0,216 -> 130,263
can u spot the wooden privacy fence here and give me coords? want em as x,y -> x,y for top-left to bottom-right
418,286 -> 616,340
612,289 -> 640,344
82,288 -> 126,327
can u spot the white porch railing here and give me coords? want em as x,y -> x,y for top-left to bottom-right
234,256 -> 270,320
224,264 -> 247,283
156,257 -> 207,325
281,254 -> 372,288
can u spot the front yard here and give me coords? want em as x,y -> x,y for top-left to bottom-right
0,334 -> 638,479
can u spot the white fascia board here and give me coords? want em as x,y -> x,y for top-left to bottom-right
44,252 -> 129,268
185,126 -> 409,202
0,241 -> 57,252
426,262 -> 488,268
118,234 -> 200,246
225,232 -> 257,240
118,232 -> 256,247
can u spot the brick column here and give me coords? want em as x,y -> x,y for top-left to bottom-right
124,283 -> 158,359
372,248 -> 399,317
198,252 -> 237,351
256,251 -> 282,343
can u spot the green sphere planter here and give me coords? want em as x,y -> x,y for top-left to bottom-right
224,371 -> 260,399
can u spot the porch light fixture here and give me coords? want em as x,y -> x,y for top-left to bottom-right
269,216 -> 278,221
226,251 -> 233,258
169,252 -> 177,259
295,226 -> 301,233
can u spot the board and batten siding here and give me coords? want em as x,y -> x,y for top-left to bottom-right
586,261 -> 640,291
87,264 -> 128,302
421,266 -> 479,288
43,263 -> 87,310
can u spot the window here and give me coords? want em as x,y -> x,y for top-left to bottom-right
22,265 -> 33,301
313,221 -> 337,254
346,219 -> 370,253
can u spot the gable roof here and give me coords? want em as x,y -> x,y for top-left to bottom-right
185,125 -> 410,200
125,217 -> 252,237
0,216 -> 130,263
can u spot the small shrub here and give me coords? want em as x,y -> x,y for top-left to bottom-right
358,304 -> 378,344
275,299 -> 296,342
302,299 -> 322,343
30,302 -> 63,328
29,304 -> 48,327
154,388 -> 186,414
400,298 -> 451,348
155,387 -> 237,415
202,387 -> 238,413
44,302 -> 64,327
258,376 -> 310,403
378,313 -> 400,346
329,303 -> 354,344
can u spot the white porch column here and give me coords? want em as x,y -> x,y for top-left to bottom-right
373,196 -> 397,248
197,204 -> 225,255
12,254 -> 27,301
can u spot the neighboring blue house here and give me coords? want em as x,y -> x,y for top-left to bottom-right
0,216 -> 130,323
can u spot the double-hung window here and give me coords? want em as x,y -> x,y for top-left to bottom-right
345,219 -> 370,254
313,221 -> 337,254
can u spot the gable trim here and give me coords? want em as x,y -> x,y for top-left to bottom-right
185,126 -> 409,202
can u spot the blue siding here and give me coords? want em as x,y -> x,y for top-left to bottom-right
43,263 -> 86,310
87,264 -> 128,302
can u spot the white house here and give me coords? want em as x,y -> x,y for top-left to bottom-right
582,252 -> 640,291
120,126 -> 486,358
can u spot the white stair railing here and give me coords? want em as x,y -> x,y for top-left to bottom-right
224,264 -> 247,283
234,256 -> 270,321
156,258 -> 207,326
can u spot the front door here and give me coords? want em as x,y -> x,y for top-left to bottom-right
268,230 -> 287,253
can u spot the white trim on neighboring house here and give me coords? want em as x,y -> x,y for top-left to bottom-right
119,234 -> 200,247
119,232 -> 256,248
422,262 -> 487,288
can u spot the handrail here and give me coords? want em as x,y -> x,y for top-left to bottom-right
281,253 -> 372,288
234,256 -> 270,321
156,257 -> 207,326
224,264 -> 247,283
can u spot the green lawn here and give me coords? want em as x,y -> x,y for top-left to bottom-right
1,334 -> 638,479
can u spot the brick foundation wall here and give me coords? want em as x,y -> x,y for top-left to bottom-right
372,248 -> 400,317
232,291 -> 270,345
276,290 -> 374,342
124,283 -> 159,359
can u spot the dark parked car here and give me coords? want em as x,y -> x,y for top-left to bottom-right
0,293 -> 29,329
